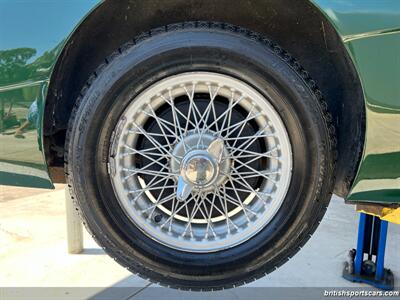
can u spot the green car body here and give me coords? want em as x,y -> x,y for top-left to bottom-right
0,0 -> 399,204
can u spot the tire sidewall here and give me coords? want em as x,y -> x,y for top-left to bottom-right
67,29 -> 332,285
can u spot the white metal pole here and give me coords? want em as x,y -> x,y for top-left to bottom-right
65,187 -> 83,254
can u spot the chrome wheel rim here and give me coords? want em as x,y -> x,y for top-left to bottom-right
109,72 -> 292,252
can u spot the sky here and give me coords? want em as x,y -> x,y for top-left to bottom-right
0,1 -> 98,56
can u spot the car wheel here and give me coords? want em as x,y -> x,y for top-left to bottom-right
65,22 -> 336,290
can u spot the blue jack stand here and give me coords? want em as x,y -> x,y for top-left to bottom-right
343,213 -> 394,290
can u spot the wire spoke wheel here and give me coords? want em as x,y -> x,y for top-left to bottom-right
110,72 -> 292,252
67,24 -> 335,289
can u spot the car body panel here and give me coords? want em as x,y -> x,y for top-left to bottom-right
313,1 -> 400,203
0,1 -> 98,188
0,1 -> 399,203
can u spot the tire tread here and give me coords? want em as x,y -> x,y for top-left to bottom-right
65,21 -> 337,291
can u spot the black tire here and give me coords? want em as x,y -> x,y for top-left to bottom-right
65,22 -> 336,291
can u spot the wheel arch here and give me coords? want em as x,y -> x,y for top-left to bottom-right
43,0 -> 365,198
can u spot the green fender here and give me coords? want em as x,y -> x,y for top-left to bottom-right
0,1 -> 399,204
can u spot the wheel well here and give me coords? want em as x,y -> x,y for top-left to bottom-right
44,0 -> 365,197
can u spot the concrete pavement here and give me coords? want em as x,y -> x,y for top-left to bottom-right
0,186 -> 399,299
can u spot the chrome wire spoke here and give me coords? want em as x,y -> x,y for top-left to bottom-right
217,187 -> 238,232
224,147 -> 281,161
159,93 -> 197,133
129,175 -> 171,196
203,94 -> 245,133
217,112 -> 262,138
183,83 -> 203,135
231,161 -> 278,184
127,129 -> 177,140
220,189 -> 256,220
194,194 -> 210,223
133,185 -> 177,193
143,193 -> 175,214
132,123 -> 181,165
130,175 -> 170,203
224,186 -> 255,194
167,197 -> 180,232
182,193 -> 204,238
202,193 -> 227,218
161,90 -> 190,152
122,145 -> 172,169
215,187 -> 230,233
142,179 -> 175,217
132,123 -> 174,155
129,154 -> 169,172
220,184 -> 256,220
142,104 -> 181,148
123,167 -> 176,179
227,126 -> 270,157
231,148 -> 277,168
122,148 -> 177,160
163,90 -> 179,137
219,89 -> 235,134
159,195 -> 193,230
141,106 -> 177,136
182,82 -> 199,134
202,193 -> 217,239
111,72 -> 292,252
232,171 -> 280,180
224,133 -> 273,141
226,179 -> 254,220
223,169 -> 271,201
196,84 -> 220,147
226,104 -> 255,146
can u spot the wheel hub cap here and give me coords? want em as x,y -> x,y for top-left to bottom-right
182,153 -> 215,186
177,138 -> 226,201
